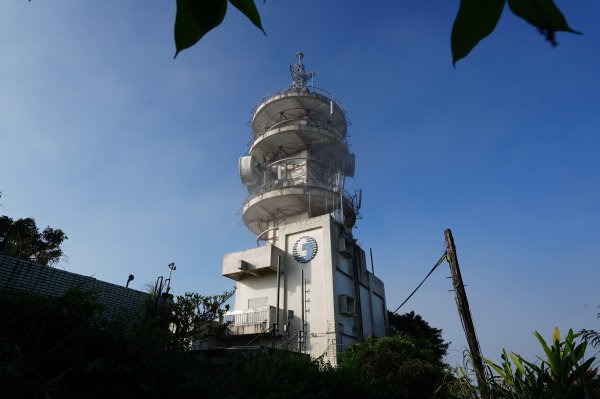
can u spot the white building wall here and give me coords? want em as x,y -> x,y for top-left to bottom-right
222,214 -> 387,365
234,277 -> 279,310
281,217 -> 336,364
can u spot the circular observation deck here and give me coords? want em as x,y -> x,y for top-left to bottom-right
252,88 -> 347,138
241,185 -> 357,235
249,122 -> 348,161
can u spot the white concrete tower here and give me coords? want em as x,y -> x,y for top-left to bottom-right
239,51 -> 357,244
220,53 -> 388,365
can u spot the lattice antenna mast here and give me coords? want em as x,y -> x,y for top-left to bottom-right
289,51 -> 316,90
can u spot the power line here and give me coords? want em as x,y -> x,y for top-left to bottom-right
364,251 -> 447,337
390,251 -> 447,315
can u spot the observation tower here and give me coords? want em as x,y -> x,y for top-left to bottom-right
239,52 -> 359,244
217,53 -> 388,365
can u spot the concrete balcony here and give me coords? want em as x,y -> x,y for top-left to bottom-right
241,185 -> 358,235
252,88 -> 348,138
222,306 -> 281,335
249,120 -> 347,161
222,245 -> 285,281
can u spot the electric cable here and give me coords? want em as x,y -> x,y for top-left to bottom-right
364,251 -> 448,337
390,251 -> 447,315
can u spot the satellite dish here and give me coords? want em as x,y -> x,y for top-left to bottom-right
239,155 -> 259,185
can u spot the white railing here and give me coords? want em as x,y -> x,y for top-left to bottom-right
253,85 -> 348,115
253,116 -> 344,138
223,307 -> 271,326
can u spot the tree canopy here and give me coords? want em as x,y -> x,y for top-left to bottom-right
0,216 -> 68,267
338,333 -> 451,399
388,310 -> 450,360
168,290 -> 234,347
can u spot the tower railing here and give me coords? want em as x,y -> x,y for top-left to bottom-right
245,179 -> 346,201
243,179 -> 359,216
256,226 -> 280,246
252,85 -> 349,119
252,115 -> 346,139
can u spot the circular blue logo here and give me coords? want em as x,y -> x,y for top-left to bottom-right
292,236 -> 318,263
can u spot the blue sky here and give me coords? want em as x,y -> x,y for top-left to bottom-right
1,1 -> 599,366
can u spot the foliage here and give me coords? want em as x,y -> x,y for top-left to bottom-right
202,351 -> 386,399
5,288 -> 597,398
447,352 -> 489,399
0,215 -> 68,266
388,310 -> 450,360
170,0 -> 579,65
484,330 -> 599,398
581,329 -> 600,349
448,327 -> 600,399
580,305 -> 600,349
21,0 -> 580,63
0,288 -> 225,398
0,289 -> 390,398
0,289 -> 102,397
174,0 -> 265,58
451,0 -> 580,65
338,333 -> 452,399
169,290 -> 234,347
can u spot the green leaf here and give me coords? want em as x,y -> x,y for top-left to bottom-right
174,0 -> 228,58
483,356 -> 507,379
229,0 -> 265,34
451,0 -> 506,65
533,330 -> 556,369
580,357 -> 595,373
507,0 -> 581,46
509,352 -> 525,375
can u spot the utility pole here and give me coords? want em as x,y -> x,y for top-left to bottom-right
444,229 -> 488,399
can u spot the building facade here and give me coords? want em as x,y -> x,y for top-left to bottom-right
220,53 -> 387,365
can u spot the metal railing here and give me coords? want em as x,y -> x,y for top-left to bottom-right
223,307 -> 271,326
253,116 -> 345,138
244,179 -> 357,210
253,85 -> 348,115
